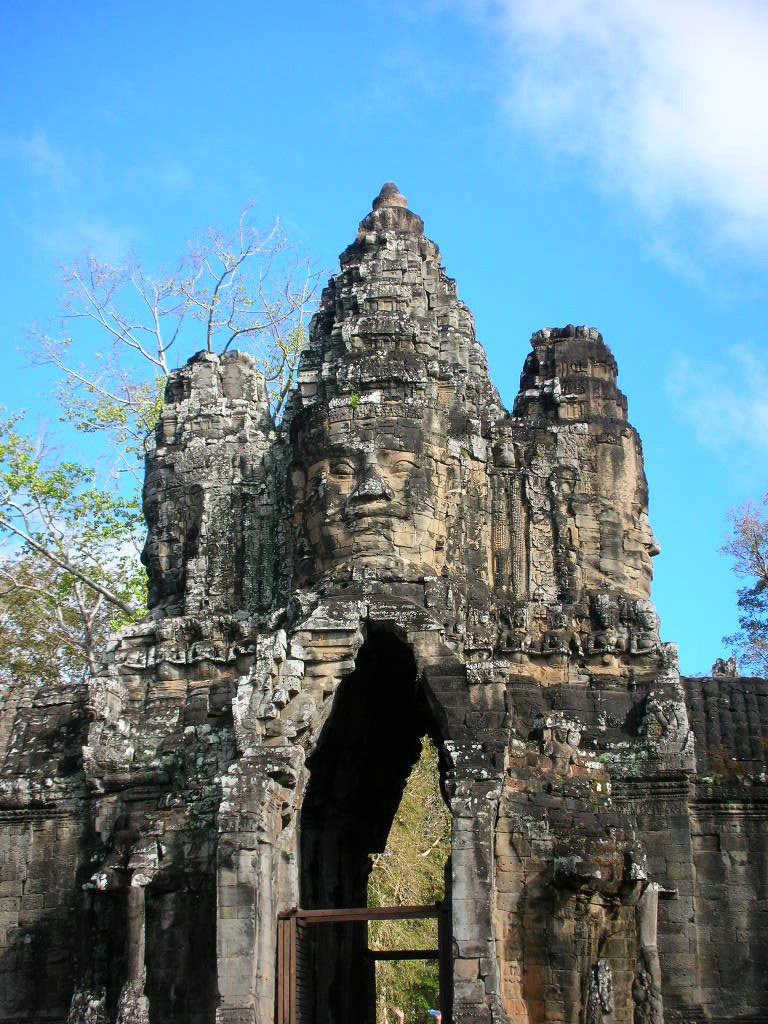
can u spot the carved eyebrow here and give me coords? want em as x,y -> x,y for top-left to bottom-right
326,446 -> 363,465
377,450 -> 417,462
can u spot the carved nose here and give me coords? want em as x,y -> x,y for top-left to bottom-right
349,468 -> 392,503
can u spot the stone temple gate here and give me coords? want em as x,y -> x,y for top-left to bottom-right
1,184 -> 767,1024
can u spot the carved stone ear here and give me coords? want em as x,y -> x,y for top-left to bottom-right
289,464 -> 307,496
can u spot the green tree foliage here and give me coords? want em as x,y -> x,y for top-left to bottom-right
0,416 -> 145,684
367,736 -> 451,1024
0,210 -> 318,689
0,556 -> 116,687
722,493 -> 768,677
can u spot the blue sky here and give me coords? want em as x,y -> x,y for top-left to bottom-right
1,1 -> 766,674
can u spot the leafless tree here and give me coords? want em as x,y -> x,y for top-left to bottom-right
722,494 -> 768,676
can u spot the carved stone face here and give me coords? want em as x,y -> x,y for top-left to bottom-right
291,399 -> 450,585
141,466 -> 189,612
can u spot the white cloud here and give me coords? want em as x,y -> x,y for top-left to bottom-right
666,342 -> 768,455
458,0 -> 768,259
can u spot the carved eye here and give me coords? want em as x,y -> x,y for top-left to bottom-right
329,460 -> 356,478
391,459 -> 415,476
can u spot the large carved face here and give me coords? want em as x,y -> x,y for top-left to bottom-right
140,466 -> 190,612
594,435 -> 660,599
290,398 -> 450,585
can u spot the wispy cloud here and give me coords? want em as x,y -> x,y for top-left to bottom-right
155,159 -> 193,191
33,217 -> 143,264
7,130 -> 75,191
126,157 -> 194,193
666,342 -> 768,456
453,1 -> 768,262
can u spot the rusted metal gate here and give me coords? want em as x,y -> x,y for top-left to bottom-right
276,903 -> 451,1024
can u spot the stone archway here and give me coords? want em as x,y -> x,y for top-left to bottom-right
298,628 -> 446,1023
214,597 -> 507,1024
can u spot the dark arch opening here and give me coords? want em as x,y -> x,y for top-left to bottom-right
299,629 -> 445,1024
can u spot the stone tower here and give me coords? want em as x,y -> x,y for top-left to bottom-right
1,184 -> 767,1024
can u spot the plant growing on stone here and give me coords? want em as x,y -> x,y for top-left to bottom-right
721,494 -> 768,677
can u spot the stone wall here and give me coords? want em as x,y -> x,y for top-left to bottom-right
683,676 -> 768,1019
0,682 -> 91,1021
0,184 -> 766,1024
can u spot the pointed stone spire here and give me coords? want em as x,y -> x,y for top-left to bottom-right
356,181 -> 424,238
298,181 -> 498,409
372,181 -> 408,210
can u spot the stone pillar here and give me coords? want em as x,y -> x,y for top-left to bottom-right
635,884 -> 664,1017
445,742 -> 509,1024
216,750 -> 301,1024
115,884 -> 149,1024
